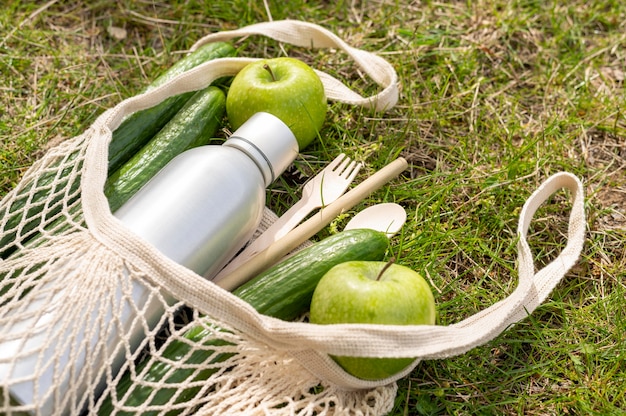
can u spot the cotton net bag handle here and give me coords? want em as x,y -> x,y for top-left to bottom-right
93,19 -> 398,142
189,19 -> 399,111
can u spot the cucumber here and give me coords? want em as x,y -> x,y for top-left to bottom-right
0,151 -> 81,258
97,229 -> 389,414
0,42 -> 235,260
107,41 -> 236,173
232,229 -> 389,321
104,85 -> 226,213
1,84 -> 226,309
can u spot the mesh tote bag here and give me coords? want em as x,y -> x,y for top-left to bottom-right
0,20 -> 585,415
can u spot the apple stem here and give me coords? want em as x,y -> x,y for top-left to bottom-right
376,257 -> 396,281
263,63 -> 277,82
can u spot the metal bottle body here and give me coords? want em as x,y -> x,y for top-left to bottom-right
114,144 -> 266,278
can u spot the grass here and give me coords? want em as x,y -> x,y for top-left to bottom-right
1,1 -> 625,415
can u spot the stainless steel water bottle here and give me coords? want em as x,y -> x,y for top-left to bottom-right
114,111 -> 299,278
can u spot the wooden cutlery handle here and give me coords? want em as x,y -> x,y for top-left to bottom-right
216,157 -> 408,291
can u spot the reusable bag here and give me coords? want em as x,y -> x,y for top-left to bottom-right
0,20 -> 585,415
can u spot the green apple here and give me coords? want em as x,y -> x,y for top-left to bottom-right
226,57 -> 327,150
309,260 -> 437,381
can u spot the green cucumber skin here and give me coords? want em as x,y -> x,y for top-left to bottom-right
234,229 -> 390,321
107,93 -> 194,174
0,152 -> 80,258
147,43 -> 235,91
104,86 -> 226,213
107,41 -> 236,174
98,229 -> 389,414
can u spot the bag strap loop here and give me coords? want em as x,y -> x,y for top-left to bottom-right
190,19 -> 399,111
293,172 -> 586,389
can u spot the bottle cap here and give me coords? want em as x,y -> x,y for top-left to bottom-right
224,112 -> 299,186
